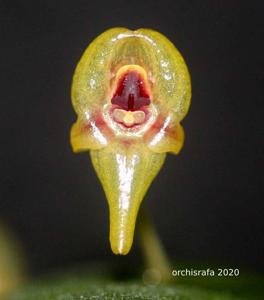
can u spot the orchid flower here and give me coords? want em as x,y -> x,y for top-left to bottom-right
70,28 -> 191,255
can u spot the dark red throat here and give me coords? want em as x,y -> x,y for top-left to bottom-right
111,71 -> 151,111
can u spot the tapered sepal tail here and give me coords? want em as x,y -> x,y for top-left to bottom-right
90,142 -> 166,254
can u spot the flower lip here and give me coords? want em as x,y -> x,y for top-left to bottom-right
107,104 -> 150,128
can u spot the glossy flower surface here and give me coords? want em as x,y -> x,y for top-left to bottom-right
70,28 -> 191,254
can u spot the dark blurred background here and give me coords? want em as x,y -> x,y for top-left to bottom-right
0,1 -> 263,275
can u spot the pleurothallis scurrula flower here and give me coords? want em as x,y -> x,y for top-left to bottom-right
70,28 -> 191,255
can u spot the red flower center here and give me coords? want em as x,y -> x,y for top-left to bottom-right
111,71 -> 151,111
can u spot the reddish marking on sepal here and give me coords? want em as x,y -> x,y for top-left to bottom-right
144,115 -> 182,141
144,115 -> 165,136
81,111 -> 114,139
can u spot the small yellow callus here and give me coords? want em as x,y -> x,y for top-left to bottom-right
113,109 -> 146,126
90,142 -> 165,254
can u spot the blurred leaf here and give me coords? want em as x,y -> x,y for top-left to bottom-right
5,269 -> 264,300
